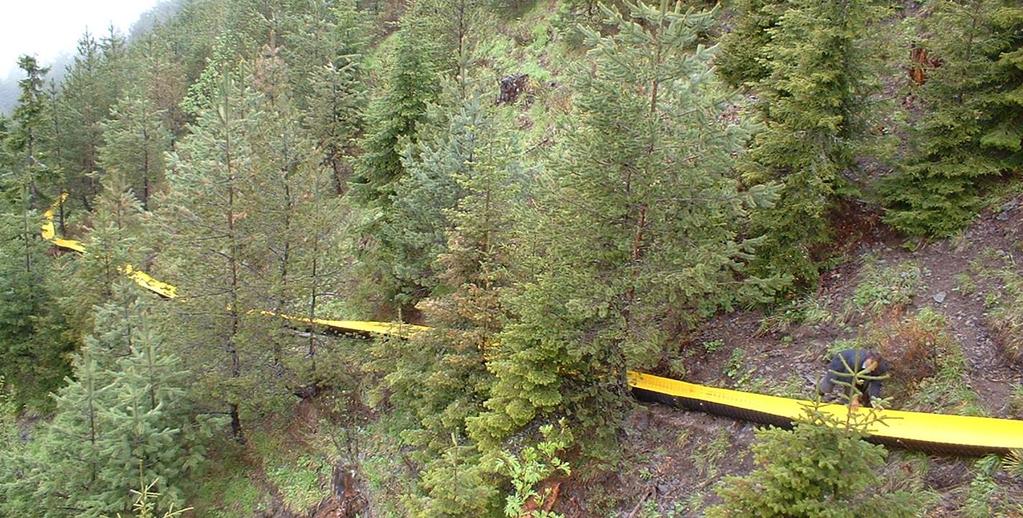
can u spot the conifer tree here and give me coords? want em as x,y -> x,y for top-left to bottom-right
34,343 -> 111,516
98,91 -> 172,209
708,407 -> 925,517
59,171 -> 147,338
0,56 -> 73,408
882,1 -> 1023,236
369,92 -> 522,515
715,0 -> 786,88
28,287 -> 210,516
413,0 -> 488,96
351,18 -> 439,206
378,88 -> 491,306
131,35 -> 191,134
0,378 -> 33,516
244,44 -> 349,386
469,1 -> 777,452
157,55 -> 263,442
350,15 -> 442,315
93,293 -> 208,514
55,31 -> 128,208
358,0 -> 488,311
158,41 -> 340,437
5,55 -> 54,207
741,0 -> 886,287
283,0 -> 369,194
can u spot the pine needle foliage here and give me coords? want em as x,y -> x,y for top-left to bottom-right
741,0 -> 887,288
882,1 -> 1023,237
715,0 -> 787,88
282,0 -> 369,195
23,287 -> 212,517
97,91 -> 172,209
350,14 -> 443,313
0,56 -> 73,409
468,1 -> 778,454
351,18 -> 440,206
157,55 -> 278,442
368,92 -> 524,516
708,405 -> 928,518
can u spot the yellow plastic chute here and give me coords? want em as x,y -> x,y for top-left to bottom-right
628,372 -> 1023,454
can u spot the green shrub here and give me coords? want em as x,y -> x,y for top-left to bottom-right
1009,384 -> 1023,417
963,456 -> 1002,518
490,423 -> 572,518
707,407 -> 927,518
852,260 -> 922,313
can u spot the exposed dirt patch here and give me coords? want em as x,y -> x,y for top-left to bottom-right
556,404 -> 757,517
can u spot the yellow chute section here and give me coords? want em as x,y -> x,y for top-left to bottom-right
120,264 -> 178,299
629,372 -> 1023,455
257,311 -> 429,337
41,194 -> 86,253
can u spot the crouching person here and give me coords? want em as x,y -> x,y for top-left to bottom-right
818,349 -> 890,408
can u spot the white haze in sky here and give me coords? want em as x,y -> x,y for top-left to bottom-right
0,0 -> 162,78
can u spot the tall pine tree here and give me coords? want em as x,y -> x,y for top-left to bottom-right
741,0 -> 886,287
469,1 -> 777,453
368,92 -> 523,516
284,0 -> 369,195
351,15 -> 442,315
157,54 -> 263,442
26,287 -> 211,516
351,18 -> 439,206
98,90 -> 172,209
0,55 -> 73,408
715,0 -> 786,88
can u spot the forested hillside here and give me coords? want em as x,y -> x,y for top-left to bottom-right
1,0 -> 1022,516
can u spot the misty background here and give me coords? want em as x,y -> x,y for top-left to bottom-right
0,0 -> 183,114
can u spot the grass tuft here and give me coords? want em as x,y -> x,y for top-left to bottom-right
852,258 -> 923,313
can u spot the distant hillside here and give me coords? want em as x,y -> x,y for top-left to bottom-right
0,0 -> 182,115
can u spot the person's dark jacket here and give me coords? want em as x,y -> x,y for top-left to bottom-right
819,348 -> 890,405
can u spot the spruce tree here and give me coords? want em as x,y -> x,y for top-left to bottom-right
283,0 -> 369,195
350,15 -> 442,314
379,88 -> 491,307
5,55 -> 54,207
369,92 -> 523,515
54,31 -> 127,209
469,1 -> 777,452
741,0 -> 886,287
882,0 -> 1023,236
34,343 -> 111,516
351,18 -> 439,206
94,293 -> 208,514
28,287 -> 210,516
98,90 -> 172,209
708,408 -> 925,517
157,56 -> 261,442
59,171 -> 147,340
0,56 -> 73,408
0,376 -> 48,516
715,0 -> 786,88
